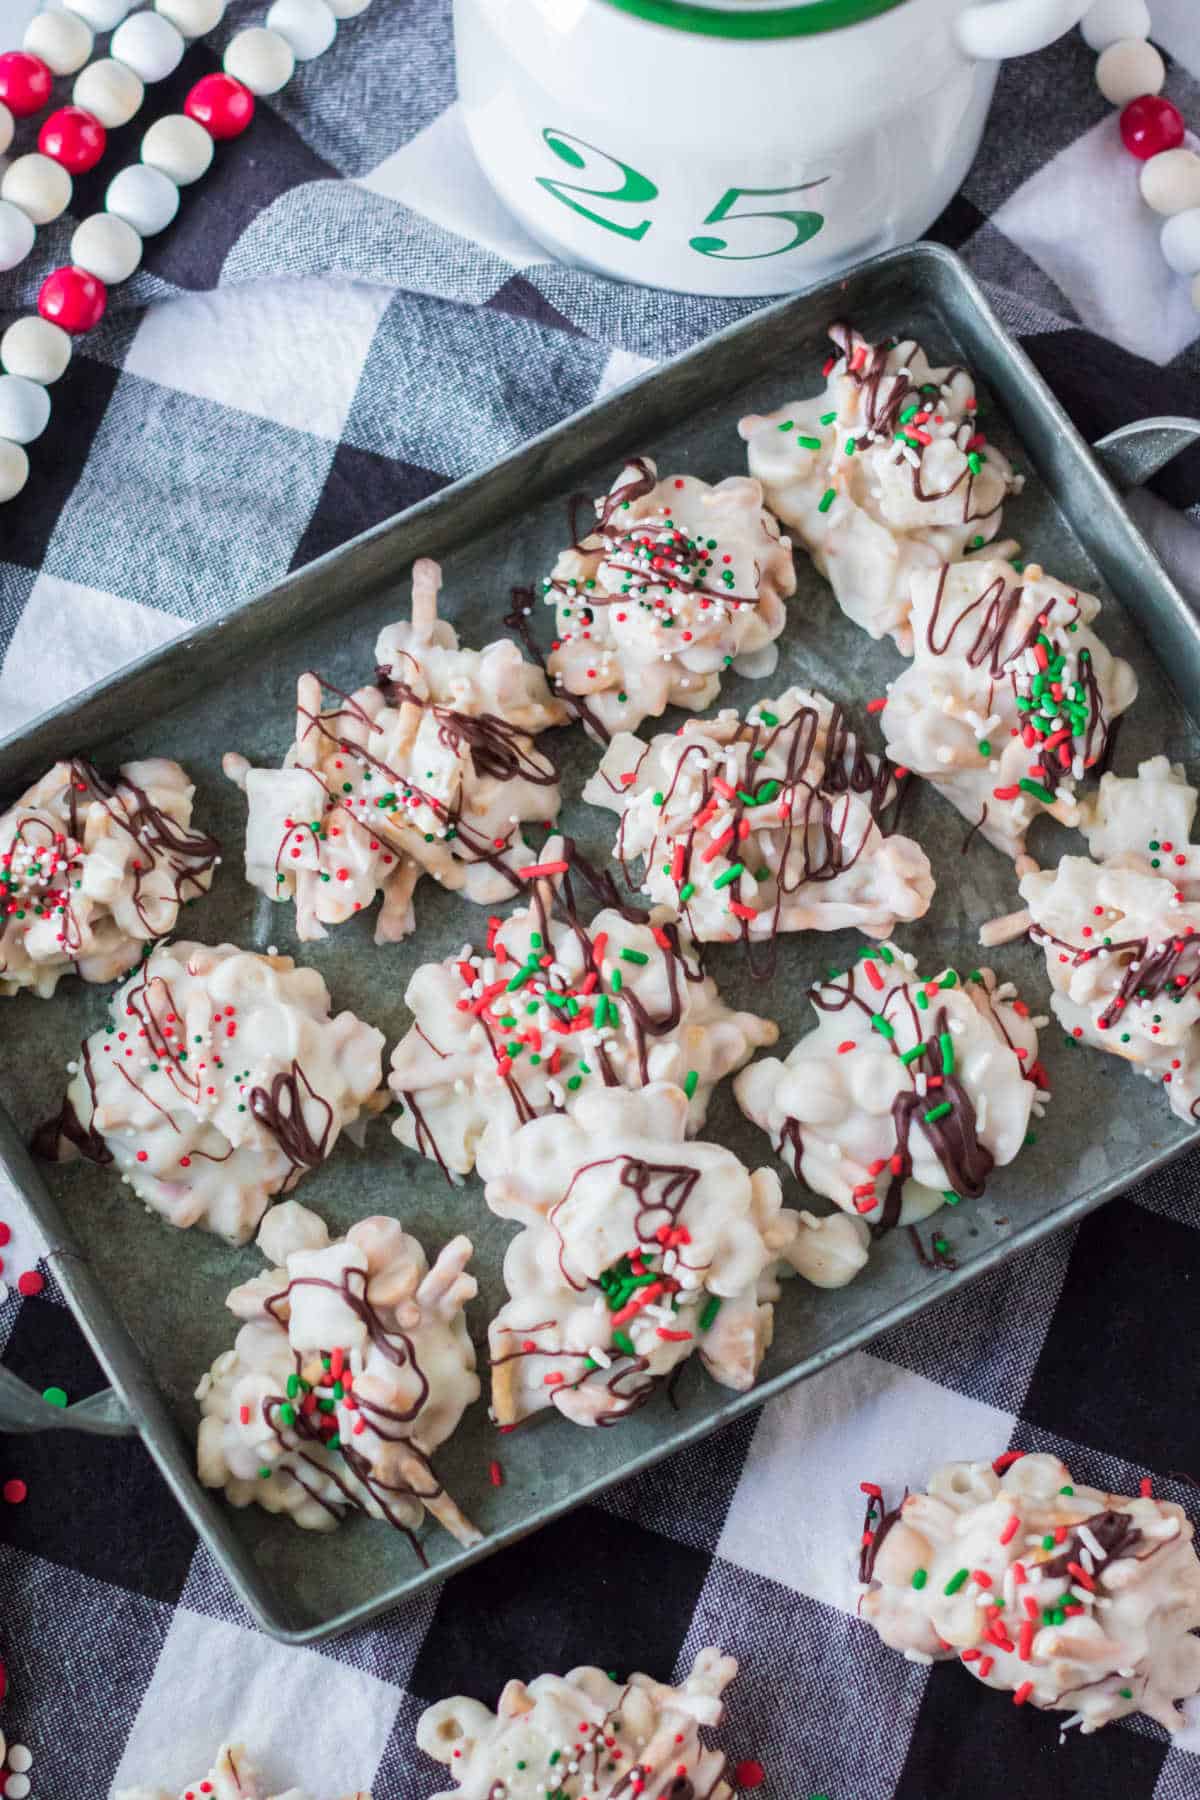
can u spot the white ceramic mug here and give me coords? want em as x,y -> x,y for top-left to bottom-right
455,0 -> 1091,296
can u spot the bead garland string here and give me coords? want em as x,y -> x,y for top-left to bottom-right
1081,0 -> 1200,306
0,0 -> 370,503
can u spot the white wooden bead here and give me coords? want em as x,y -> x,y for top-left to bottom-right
0,440 -> 29,506
1,318 -> 72,386
326,0 -> 372,15
111,12 -> 185,84
74,58 -> 145,129
1140,148 -> 1200,217
266,0 -> 337,61
0,376 -> 51,447
0,199 -> 35,273
141,114 -> 213,186
1080,0 -> 1150,52
24,9 -> 94,77
155,0 -> 227,37
1,155 -> 72,228
1161,207 -> 1200,276
107,164 -> 179,237
224,27 -> 295,95
73,211 -> 143,283
0,103 -> 12,161
1095,38 -> 1165,106
64,0 -> 136,29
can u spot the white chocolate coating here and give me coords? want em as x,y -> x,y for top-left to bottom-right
1020,855 -> 1200,1124
860,1452 -> 1200,1734
881,559 -> 1138,860
39,942 -> 387,1245
583,688 -> 934,945
1076,755 -> 1200,898
225,559 -> 568,942
417,1647 -> 738,1800
739,323 -> 1021,653
542,457 -> 796,738
734,944 -> 1042,1233
388,836 -> 777,1177
484,1082 -> 867,1428
0,756 -> 218,998
117,1740 -> 370,1799
196,1201 -> 480,1546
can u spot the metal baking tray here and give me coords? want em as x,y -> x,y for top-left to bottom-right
2,243 -> 1199,1645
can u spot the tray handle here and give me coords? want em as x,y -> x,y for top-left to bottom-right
1093,416 -> 1200,491
0,1363 -> 136,1436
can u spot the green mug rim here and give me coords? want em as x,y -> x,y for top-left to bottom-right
594,0 -> 910,38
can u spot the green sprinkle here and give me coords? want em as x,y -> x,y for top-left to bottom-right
911,1568 -> 928,1590
699,1296 -> 722,1331
279,1402 -> 297,1427
610,969 -> 622,993
939,1031 -> 954,1076
712,863 -> 745,890
967,451 -> 984,475
567,1075 -> 582,1091
612,1329 -> 635,1357
924,1101 -> 953,1124
818,487 -> 836,514
1019,777 -> 1056,804
899,1043 -> 927,1066
915,989 -> 929,1011
942,1190 -> 961,1206
819,410 -> 837,425
977,739 -> 991,756
42,1386 -> 68,1409
968,534 -> 985,551
286,1374 -> 300,1399
796,435 -> 822,450
1119,1688 -> 1133,1700
756,779 -> 781,803
844,437 -> 856,455
594,996 -> 610,1030
652,791 -> 664,806
684,1070 -> 699,1100
1059,1485 -> 1074,1495
505,961 -> 535,992
679,882 -> 696,903
944,1568 -> 969,1595
759,710 -> 778,726
777,419 -> 794,432
259,1466 -> 272,1481
620,947 -> 649,965
1042,1533 -> 1056,1551
870,1014 -> 895,1039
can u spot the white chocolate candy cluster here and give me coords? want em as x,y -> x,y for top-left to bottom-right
485,1083 -> 868,1429
1076,755 -> 1200,897
881,558 -> 1138,862
583,687 -> 934,946
739,323 -> 1021,653
0,756 -> 218,998
541,456 -> 796,738
860,1452 -> 1200,1734
196,1201 -> 480,1547
225,559 -> 568,943
38,942 -> 386,1245
734,944 -> 1043,1234
388,837 -> 777,1178
117,1741 -> 370,1800
417,1647 -> 739,1800
1016,855 -> 1200,1124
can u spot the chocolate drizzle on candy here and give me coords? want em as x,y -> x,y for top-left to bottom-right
389,835 -> 776,1179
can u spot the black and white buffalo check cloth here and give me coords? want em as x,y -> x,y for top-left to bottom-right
2,2 -> 1200,1796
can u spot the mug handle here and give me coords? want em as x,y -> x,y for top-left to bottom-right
956,0 -> 1093,60
1092,415 -> 1200,489
0,1363 -> 136,1436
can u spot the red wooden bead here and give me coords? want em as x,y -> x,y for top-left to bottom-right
39,105 -> 108,175
184,73 -> 255,140
1120,94 -> 1186,161
38,265 -> 108,335
0,50 -> 53,119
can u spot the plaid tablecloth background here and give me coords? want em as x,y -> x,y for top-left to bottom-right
1,2 -> 1200,1795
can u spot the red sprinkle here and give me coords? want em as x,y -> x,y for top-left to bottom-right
1140,1477 -> 1153,1497
1013,1681 -> 1033,1706
2,1479 -> 26,1505
977,1655 -> 995,1679
733,1761 -> 766,1790
859,1481 -> 883,1498
1066,1560 -> 1096,1592
489,1459 -> 504,1487
1018,1619 -> 1035,1661
863,959 -> 884,991
999,1516 -> 1019,1546
520,860 -> 569,879
837,1041 -> 856,1054
992,1450 -> 1026,1472
866,696 -> 888,714
17,1270 -> 44,1297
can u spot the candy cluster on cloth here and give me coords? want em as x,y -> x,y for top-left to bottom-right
116,1739 -> 371,1800
881,557 -> 1138,861
583,686 -> 934,949
416,1647 -> 739,1800
859,1452 -> 1200,1733
0,756 -> 218,997
542,456 -> 796,738
735,944 -> 1044,1237
739,323 -> 1022,653
1010,761 -> 1200,1124
37,942 -> 386,1244
387,835 -> 777,1178
225,558 -> 567,943
196,1200 -> 480,1548
485,1083 -> 868,1429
